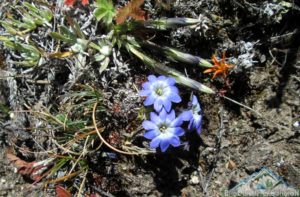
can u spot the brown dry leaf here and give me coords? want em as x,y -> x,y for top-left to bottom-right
56,185 -> 72,197
6,149 -> 48,182
48,51 -> 74,58
6,149 -> 34,170
115,0 -> 146,25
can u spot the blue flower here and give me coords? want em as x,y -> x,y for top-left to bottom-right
142,108 -> 184,152
180,95 -> 203,134
139,75 -> 181,112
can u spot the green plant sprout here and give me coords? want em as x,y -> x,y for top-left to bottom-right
0,2 -> 52,66
0,2 -> 52,34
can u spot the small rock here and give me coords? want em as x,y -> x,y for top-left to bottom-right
190,175 -> 200,185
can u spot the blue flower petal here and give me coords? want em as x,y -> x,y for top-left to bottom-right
144,94 -> 156,106
191,95 -> 201,112
144,129 -> 160,139
170,86 -> 179,94
192,95 -> 198,105
193,114 -> 202,127
142,120 -> 158,130
195,120 -> 201,128
150,112 -> 161,124
148,75 -> 157,82
139,90 -> 151,96
142,82 -> 151,89
154,99 -> 163,112
169,136 -> 180,147
163,99 -> 172,112
158,75 -> 166,81
188,119 -> 194,130
169,93 -> 181,103
150,137 -> 161,149
166,77 -> 176,86
179,110 -> 193,121
171,117 -> 183,127
160,139 -> 170,152
166,110 -> 176,122
159,108 -> 167,121
173,127 -> 185,136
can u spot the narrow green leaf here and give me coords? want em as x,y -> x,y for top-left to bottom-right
23,2 -> 40,13
99,57 -> 110,73
49,32 -> 75,44
60,25 -> 77,43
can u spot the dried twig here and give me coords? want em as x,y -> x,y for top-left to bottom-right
92,102 -> 139,155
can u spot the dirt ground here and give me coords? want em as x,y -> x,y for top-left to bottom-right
0,0 -> 300,196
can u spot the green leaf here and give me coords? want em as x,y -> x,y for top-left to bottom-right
50,25 -> 77,44
60,25 -> 77,43
0,36 -> 10,42
21,15 -> 37,30
40,10 -> 53,22
49,32 -> 71,43
94,53 -> 106,62
3,41 -> 17,50
99,57 -> 110,73
71,20 -> 85,39
49,158 -> 71,176
23,2 -> 40,13
0,21 -> 18,34
23,2 -> 53,25
88,42 -> 102,51
20,43 -> 40,56
93,0 -> 116,26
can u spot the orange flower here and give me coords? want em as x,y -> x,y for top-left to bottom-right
64,0 -> 89,6
81,0 -> 89,5
204,52 -> 234,79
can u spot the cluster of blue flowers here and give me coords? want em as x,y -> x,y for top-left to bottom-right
140,75 -> 203,152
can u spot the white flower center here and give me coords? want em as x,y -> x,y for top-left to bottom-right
156,88 -> 163,96
152,81 -> 170,97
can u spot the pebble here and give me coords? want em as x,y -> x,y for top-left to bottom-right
190,175 -> 200,184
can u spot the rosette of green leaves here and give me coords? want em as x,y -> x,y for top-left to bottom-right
50,22 -> 90,56
0,2 -> 52,34
93,0 -> 116,26
1,37 -> 42,66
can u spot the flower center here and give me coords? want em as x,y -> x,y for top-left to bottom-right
159,124 -> 168,133
155,88 -> 163,96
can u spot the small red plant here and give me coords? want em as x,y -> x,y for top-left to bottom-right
115,0 -> 146,24
204,52 -> 234,79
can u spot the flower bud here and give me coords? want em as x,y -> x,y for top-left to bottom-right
144,18 -> 201,30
